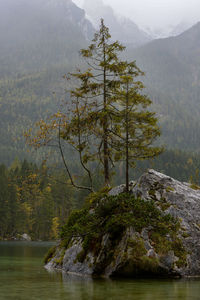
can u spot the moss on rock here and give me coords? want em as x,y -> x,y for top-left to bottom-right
44,245 -> 56,264
57,192 -> 187,276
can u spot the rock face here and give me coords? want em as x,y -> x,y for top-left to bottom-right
20,233 -> 31,241
0,0 -> 94,76
46,169 -> 200,278
83,0 -> 151,47
131,169 -> 200,277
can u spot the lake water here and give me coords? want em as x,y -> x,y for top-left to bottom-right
0,241 -> 200,300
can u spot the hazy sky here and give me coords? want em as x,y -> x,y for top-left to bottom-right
73,0 -> 200,30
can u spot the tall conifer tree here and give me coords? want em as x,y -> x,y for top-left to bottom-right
27,19 -> 162,191
113,67 -> 163,192
70,19 -> 128,185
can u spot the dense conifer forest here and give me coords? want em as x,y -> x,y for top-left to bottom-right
1,0 -> 200,239
1,148 -> 200,240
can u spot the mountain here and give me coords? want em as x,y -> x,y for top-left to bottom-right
83,0 -> 151,47
0,0 -> 95,164
1,0 -> 200,165
170,21 -> 194,37
0,0 -> 94,78
129,22 -> 200,150
143,22 -> 194,39
143,25 -> 176,39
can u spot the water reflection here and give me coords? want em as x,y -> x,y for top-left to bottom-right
0,242 -> 200,300
61,271 -> 200,300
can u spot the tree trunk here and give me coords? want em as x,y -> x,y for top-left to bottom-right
102,27 -> 110,186
125,83 -> 129,192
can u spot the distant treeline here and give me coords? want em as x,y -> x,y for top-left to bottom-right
129,149 -> 200,184
0,160 -> 90,240
0,149 -> 200,240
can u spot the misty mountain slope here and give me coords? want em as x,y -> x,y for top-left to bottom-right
0,65 -> 69,164
132,22 -> 200,91
144,21 -> 194,39
0,0 -> 95,164
170,21 -> 195,37
0,0 -> 94,78
128,22 -> 200,150
0,0 -> 200,163
83,0 -> 151,47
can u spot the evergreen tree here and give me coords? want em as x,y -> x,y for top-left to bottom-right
0,165 -> 9,237
69,19 -> 128,185
26,19 -> 162,191
7,184 -> 18,236
69,19 -> 162,188
113,70 -> 163,192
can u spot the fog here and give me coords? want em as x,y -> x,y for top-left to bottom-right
73,0 -> 200,30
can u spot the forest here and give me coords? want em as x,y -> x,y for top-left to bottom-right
1,1 -> 200,241
1,150 -> 200,240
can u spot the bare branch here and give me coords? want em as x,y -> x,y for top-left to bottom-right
58,121 -> 93,192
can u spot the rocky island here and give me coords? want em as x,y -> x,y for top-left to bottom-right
45,169 -> 200,278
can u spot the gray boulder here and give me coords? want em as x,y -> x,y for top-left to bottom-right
20,233 -> 31,241
46,169 -> 200,278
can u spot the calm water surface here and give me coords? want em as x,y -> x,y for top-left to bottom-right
0,241 -> 199,300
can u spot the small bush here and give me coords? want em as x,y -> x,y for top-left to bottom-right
60,193 -> 184,262
44,245 -> 56,264
190,183 -> 200,190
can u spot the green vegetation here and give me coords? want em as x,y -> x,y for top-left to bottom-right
113,64 -> 162,191
0,160 -> 85,240
0,1 -> 199,248
190,183 -> 200,190
44,245 -> 57,264
0,0 -> 200,171
4,152 -> 196,241
60,193 -> 187,270
121,149 -> 200,186
26,20 -> 162,191
118,237 -> 160,276
1,150 -> 198,241
0,1 -> 200,190
129,23 -> 200,152
0,0 -> 89,166
166,186 -> 175,192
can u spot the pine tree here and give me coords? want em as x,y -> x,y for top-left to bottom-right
69,19 -> 128,185
0,165 -> 9,237
26,19 -> 162,192
113,67 -> 163,192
